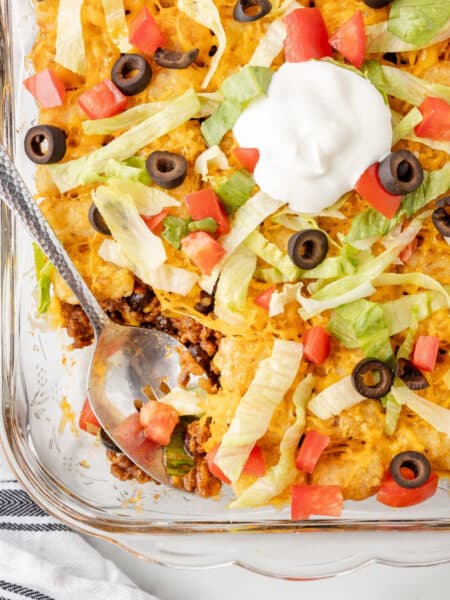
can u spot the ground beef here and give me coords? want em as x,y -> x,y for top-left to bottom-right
185,419 -> 211,455
61,302 -> 94,348
171,458 -> 221,498
106,450 -> 155,484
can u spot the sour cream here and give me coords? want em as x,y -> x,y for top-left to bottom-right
233,61 -> 392,213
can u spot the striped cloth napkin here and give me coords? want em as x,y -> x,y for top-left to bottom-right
0,458 -> 157,600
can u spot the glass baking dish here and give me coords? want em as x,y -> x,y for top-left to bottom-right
2,0 -> 450,579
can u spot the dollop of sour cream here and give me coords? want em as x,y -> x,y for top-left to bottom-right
233,61 -> 392,213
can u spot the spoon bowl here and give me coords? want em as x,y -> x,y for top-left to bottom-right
0,145 -> 192,486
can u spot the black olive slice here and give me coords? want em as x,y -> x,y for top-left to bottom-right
233,0 -> 272,22
111,54 -> 152,96
395,358 -> 429,391
351,358 -> 394,399
287,230 -> 329,270
389,451 -> 431,489
146,151 -> 187,189
88,204 -> 111,236
154,48 -> 199,70
432,196 -> 450,237
378,150 -> 423,195
100,428 -> 120,452
363,0 -> 392,7
24,125 -> 67,164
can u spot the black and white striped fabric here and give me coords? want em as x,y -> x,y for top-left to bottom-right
0,462 -> 156,600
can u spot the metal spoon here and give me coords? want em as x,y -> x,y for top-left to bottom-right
0,145 -> 196,486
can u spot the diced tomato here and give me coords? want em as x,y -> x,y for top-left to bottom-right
129,7 -> 166,55
206,445 -> 231,484
296,430 -> 330,474
291,485 -> 343,520
113,413 -> 147,452
242,446 -> 266,477
399,237 -> 417,263
78,80 -> 128,120
377,470 -> 439,508
303,326 -> 331,366
142,209 -> 170,232
23,69 -> 66,109
185,189 -> 230,237
254,286 -> 276,311
139,401 -> 179,446
79,398 -> 101,435
283,8 -> 332,63
329,11 -> 366,69
412,335 -> 440,372
181,231 -> 226,276
232,147 -> 260,174
415,97 -> 450,142
355,163 -> 402,219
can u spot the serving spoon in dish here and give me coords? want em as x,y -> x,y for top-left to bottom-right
0,144 -> 197,486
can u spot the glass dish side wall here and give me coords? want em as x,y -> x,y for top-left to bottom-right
1,0 -> 450,540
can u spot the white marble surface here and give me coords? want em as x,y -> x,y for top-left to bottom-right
88,536 -> 450,599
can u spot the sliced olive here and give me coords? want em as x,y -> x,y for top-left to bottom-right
287,230 -> 328,270
389,451 -> 431,489
378,150 -> 423,195
100,428 -> 120,452
88,204 -> 111,236
432,196 -> 450,237
111,54 -> 152,96
154,48 -> 199,70
363,0 -> 391,7
233,0 -> 272,22
351,358 -> 394,399
146,151 -> 187,189
24,125 -> 67,164
395,358 -> 429,391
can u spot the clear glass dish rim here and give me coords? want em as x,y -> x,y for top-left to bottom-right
1,0 -> 450,552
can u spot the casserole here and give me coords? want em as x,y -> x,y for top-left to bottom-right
1,0 -> 450,579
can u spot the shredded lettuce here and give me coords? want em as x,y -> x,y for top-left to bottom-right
249,0 -> 301,67
388,0 -> 450,48
345,208 -> 400,245
400,164 -> 450,217
231,374 -> 314,509
93,184 -> 166,270
160,387 -> 206,415
98,239 -> 198,295
328,299 -> 394,364
33,244 -> 54,315
201,67 -> 272,146
366,18 -> 450,53
101,0 -> 131,53
382,291 -> 447,336
374,272 -> 450,308
254,267 -> 287,283
215,170 -> 255,212
308,376 -> 364,420
200,192 -> 284,293
50,90 -> 200,192
365,62 -> 450,106
214,340 -> 303,482
55,0 -> 86,75
383,393 -> 402,436
245,231 -> 301,281
269,283 -> 301,317
178,0 -> 226,89
214,246 -> 257,325
392,386 -> 450,436
397,306 -> 420,360
392,110 -> 450,153
194,146 -> 229,180
108,179 -> 180,216
298,218 -> 423,319
79,158 -> 151,186
164,421 -> 196,477
392,107 -> 423,145
83,93 -> 221,136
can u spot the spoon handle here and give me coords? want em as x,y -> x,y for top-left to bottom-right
0,145 -> 107,337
